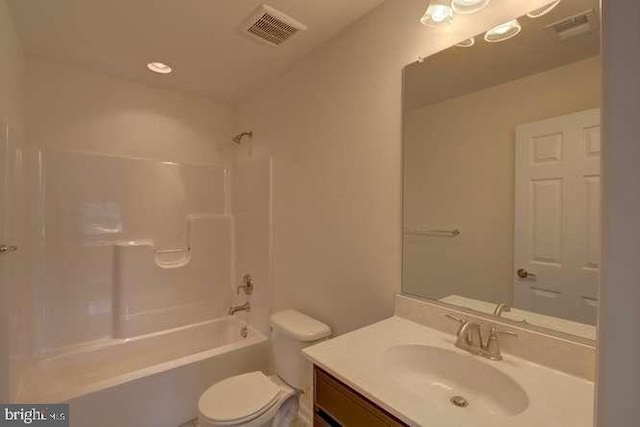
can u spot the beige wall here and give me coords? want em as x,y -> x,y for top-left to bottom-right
0,0 -> 24,402
404,56 -> 601,304
597,1 -> 640,425
236,0 -> 554,335
0,0 -> 24,134
26,59 -> 233,164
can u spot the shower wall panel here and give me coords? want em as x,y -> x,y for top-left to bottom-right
35,149 -> 231,352
113,215 -> 233,338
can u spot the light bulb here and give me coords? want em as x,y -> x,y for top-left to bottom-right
527,0 -> 562,18
484,19 -> 522,43
421,0 -> 454,27
456,37 -> 476,48
147,62 -> 173,74
452,0 -> 492,15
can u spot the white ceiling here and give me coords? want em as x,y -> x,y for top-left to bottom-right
7,0 -> 384,103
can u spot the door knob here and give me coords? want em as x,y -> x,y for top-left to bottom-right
0,244 -> 18,254
516,268 -> 536,279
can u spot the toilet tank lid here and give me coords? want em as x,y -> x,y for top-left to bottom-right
270,310 -> 331,342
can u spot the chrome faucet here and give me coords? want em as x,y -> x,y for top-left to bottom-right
448,315 -> 483,355
228,302 -> 251,315
446,314 -> 517,361
493,302 -> 511,317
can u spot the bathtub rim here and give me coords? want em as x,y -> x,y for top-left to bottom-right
16,316 -> 268,404
35,315 -> 245,361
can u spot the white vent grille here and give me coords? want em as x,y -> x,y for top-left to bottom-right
546,9 -> 598,41
242,5 -> 307,47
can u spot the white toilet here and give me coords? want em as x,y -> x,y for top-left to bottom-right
198,310 -> 331,427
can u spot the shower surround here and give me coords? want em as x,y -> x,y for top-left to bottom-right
10,146 -> 273,425
35,149 -> 233,351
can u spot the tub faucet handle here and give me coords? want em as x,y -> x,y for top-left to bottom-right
237,274 -> 254,295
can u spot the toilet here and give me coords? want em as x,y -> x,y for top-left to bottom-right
198,310 -> 331,427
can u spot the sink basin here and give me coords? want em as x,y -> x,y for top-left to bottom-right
383,344 -> 529,417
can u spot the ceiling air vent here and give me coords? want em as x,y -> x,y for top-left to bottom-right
242,5 -> 307,47
546,9 -> 599,41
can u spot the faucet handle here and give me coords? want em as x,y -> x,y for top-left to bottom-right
446,313 -> 465,324
489,327 -> 518,338
446,314 -> 467,335
237,274 -> 254,295
485,327 -> 518,361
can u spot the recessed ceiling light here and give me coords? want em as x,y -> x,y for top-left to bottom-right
452,0 -> 492,14
420,0 -> 454,27
147,62 -> 173,74
526,0 -> 562,18
456,37 -> 476,48
484,19 -> 522,43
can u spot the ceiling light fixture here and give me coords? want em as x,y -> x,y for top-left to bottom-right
456,37 -> 476,47
484,19 -> 522,43
451,0 -> 491,14
526,0 -> 563,18
147,62 -> 173,74
420,0 -> 454,27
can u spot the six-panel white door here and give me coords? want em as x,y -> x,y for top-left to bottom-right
514,109 -> 600,324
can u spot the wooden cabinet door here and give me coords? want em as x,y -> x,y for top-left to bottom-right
314,366 -> 407,427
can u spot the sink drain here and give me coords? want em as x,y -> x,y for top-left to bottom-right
450,396 -> 469,408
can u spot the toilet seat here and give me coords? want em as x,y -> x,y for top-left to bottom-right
198,372 -> 295,426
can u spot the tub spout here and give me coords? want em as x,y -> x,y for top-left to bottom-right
228,302 -> 251,315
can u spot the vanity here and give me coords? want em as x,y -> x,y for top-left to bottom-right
304,297 -> 595,427
306,0 -> 600,425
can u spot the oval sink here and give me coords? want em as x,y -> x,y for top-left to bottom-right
383,344 -> 529,417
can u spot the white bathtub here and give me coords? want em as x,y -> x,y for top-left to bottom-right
17,316 -> 269,427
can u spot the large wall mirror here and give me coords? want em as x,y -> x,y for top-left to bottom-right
402,0 -> 600,342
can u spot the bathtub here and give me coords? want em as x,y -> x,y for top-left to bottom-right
16,316 -> 269,427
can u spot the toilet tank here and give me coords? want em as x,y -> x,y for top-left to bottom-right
270,310 -> 331,390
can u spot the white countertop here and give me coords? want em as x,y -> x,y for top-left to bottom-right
303,316 -> 594,427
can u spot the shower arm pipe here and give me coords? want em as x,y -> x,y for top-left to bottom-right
232,131 -> 253,145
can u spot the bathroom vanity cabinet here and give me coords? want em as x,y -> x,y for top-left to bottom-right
313,366 -> 407,427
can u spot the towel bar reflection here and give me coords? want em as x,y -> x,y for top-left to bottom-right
404,228 -> 461,237
155,248 -> 190,254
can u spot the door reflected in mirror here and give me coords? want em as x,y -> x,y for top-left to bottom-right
402,0 -> 600,341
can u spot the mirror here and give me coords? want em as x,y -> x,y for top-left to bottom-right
402,0 -> 601,341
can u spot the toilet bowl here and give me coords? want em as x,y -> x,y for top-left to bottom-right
198,310 -> 331,427
198,372 -> 298,427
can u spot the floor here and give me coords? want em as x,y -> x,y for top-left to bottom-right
178,417 -> 307,426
